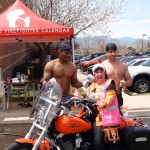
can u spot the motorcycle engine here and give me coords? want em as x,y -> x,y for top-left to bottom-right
75,131 -> 93,150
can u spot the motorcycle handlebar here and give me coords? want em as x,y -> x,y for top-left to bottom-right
62,97 -> 96,107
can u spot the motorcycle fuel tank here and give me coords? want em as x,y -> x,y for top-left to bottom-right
55,115 -> 92,134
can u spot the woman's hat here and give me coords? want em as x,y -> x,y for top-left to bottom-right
92,63 -> 105,73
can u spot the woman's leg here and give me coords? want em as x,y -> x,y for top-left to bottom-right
93,122 -> 107,150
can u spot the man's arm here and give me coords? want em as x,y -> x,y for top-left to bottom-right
42,62 -> 53,86
71,67 -> 83,88
122,64 -> 132,88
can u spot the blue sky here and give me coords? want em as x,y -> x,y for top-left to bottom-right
110,0 -> 150,39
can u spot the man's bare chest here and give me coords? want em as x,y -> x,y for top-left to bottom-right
53,65 -> 74,78
106,65 -> 124,78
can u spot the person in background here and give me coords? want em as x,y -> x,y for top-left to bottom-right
24,50 -> 32,66
87,63 -> 122,150
102,43 -> 132,107
42,43 -> 83,102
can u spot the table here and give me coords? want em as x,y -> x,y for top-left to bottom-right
24,80 -> 36,103
12,82 -> 29,101
4,80 -> 36,111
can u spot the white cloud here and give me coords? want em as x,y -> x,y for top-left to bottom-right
136,8 -> 142,12
109,17 -> 150,38
108,0 -> 150,38
142,19 -> 150,23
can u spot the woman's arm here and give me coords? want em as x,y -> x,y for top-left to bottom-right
102,80 -> 117,108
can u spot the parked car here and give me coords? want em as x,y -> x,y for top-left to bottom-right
78,55 -> 91,69
120,56 -> 141,63
125,52 -> 142,57
142,54 -> 150,57
74,54 -> 86,68
74,54 -> 85,60
87,64 -> 94,74
142,52 -> 150,57
142,51 -> 150,55
79,52 -> 105,70
90,52 -> 105,59
81,54 -> 107,72
127,59 -> 150,93
127,57 -> 150,68
80,55 -> 91,62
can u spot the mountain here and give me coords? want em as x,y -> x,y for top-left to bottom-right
76,36 -> 138,45
119,37 -> 138,44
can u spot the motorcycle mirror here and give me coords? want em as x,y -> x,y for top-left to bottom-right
88,97 -> 97,103
88,94 -> 97,103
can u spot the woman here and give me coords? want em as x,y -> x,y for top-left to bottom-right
87,63 -> 122,150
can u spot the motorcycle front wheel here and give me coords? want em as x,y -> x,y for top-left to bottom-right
4,142 -> 33,150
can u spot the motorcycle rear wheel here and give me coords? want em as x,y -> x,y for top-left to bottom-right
4,142 -> 33,150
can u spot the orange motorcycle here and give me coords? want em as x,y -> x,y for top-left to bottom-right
4,78 -> 98,150
4,78 -> 150,150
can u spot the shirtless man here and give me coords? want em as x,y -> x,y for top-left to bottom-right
102,43 -> 132,106
42,43 -> 83,102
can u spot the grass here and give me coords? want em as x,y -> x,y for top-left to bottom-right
70,86 -> 86,98
6,81 -> 40,102
0,91 -> 35,103
8,87 -> 87,103
11,91 -> 34,102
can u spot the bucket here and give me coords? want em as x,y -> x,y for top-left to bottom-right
27,66 -> 34,80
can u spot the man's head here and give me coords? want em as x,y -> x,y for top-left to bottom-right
59,43 -> 72,52
105,43 -> 117,61
106,43 -> 117,52
59,43 -> 72,61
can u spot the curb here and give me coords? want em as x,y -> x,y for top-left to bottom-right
128,109 -> 150,117
2,117 -> 34,125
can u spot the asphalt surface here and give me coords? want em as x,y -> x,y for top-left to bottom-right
0,69 -> 150,149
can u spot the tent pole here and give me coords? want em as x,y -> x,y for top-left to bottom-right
71,38 -> 75,63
